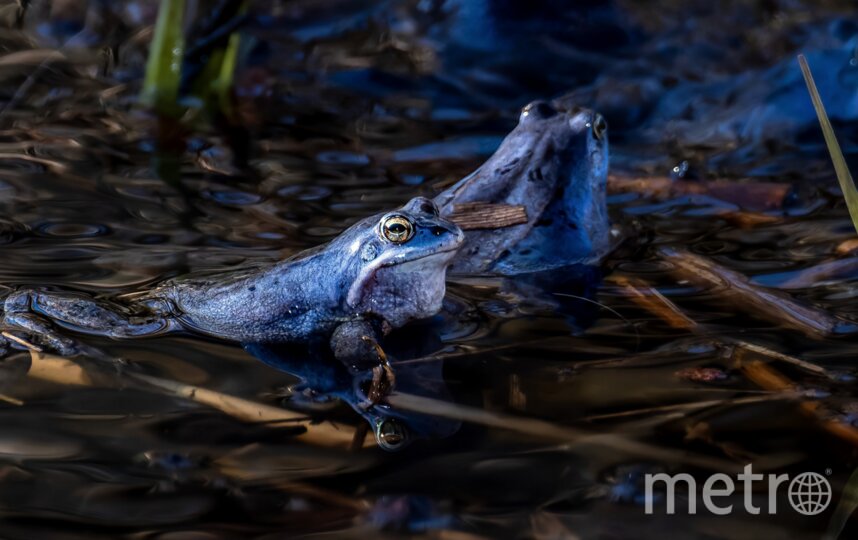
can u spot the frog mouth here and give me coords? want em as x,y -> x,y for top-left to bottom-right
378,245 -> 460,268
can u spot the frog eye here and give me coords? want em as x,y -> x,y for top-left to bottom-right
590,114 -> 608,141
380,215 -> 414,244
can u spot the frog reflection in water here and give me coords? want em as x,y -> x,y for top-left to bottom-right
436,100 -> 610,275
1,197 -> 464,397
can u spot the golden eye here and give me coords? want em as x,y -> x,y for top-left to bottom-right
591,114 -> 608,140
381,215 -> 414,244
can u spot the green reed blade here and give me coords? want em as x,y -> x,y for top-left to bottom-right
141,0 -> 186,117
214,13 -> 245,123
799,54 -> 858,235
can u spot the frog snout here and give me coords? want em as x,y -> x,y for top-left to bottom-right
561,107 -> 607,140
428,221 -> 464,244
519,100 -> 557,123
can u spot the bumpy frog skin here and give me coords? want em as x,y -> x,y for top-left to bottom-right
0,197 -> 463,360
435,101 -> 610,275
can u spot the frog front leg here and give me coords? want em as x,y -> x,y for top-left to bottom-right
2,289 -> 174,356
330,319 -> 395,406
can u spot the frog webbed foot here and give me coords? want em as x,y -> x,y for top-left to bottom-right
362,361 -> 396,407
330,319 -> 396,406
3,291 -> 79,356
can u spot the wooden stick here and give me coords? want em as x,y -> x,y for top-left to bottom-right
658,246 -> 854,338
3,332 -> 43,352
730,340 -> 831,377
609,274 -> 858,448
447,202 -> 528,230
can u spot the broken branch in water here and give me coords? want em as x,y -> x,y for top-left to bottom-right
733,348 -> 858,448
607,174 -> 790,211
658,246 -> 855,338
607,274 -> 833,378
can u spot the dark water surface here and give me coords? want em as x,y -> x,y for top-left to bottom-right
1,1 -> 858,538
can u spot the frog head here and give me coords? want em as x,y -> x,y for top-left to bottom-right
435,100 -> 610,273
333,197 -> 464,328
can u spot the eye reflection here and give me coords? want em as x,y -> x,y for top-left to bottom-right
381,215 -> 414,243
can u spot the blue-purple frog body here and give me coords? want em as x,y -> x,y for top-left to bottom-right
2,197 -> 464,371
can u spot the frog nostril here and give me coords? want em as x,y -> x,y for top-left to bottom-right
520,101 -> 556,122
534,102 -> 556,118
420,201 -> 439,216
431,225 -> 448,236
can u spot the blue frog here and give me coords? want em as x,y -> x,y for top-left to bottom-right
0,197 -> 463,380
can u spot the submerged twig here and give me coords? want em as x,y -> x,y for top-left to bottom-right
608,275 -> 697,330
27,351 -> 367,449
394,336 -> 574,366
606,271 -> 858,449
3,332 -> 42,352
583,393 -> 797,422
214,444 -> 373,511
612,270 -> 834,378
0,49 -> 67,125
387,392 -> 741,471
730,340 -> 831,378
607,174 -> 790,211
733,349 -> 858,448
0,393 -> 23,406
756,256 -> 858,289
658,246 -> 855,338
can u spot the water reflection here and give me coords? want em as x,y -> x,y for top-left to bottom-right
246,341 -> 461,450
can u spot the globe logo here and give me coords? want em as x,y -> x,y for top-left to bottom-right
788,472 -> 832,516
